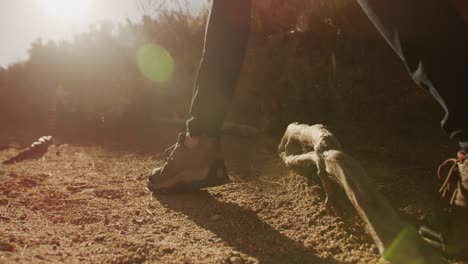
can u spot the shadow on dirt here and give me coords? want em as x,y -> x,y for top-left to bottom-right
154,190 -> 343,264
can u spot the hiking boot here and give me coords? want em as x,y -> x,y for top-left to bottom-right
147,133 -> 229,193
419,151 -> 468,257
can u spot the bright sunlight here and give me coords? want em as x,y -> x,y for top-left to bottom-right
40,0 -> 92,20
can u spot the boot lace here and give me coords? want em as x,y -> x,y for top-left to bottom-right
438,158 -> 461,206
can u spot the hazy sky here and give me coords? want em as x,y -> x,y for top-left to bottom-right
0,0 -> 205,68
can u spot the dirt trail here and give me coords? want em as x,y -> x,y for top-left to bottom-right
0,126 -> 458,263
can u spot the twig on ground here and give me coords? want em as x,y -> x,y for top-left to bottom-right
2,136 -> 54,165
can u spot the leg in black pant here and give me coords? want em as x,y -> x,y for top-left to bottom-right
186,0 -> 251,136
148,1 -> 251,194
357,0 -> 468,151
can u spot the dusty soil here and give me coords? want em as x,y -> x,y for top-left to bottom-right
0,122 -> 463,263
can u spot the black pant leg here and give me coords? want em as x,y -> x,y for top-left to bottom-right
357,0 -> 468,147
186,0 -> 251,136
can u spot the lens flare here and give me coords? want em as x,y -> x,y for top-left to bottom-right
383,225 -> 442,264
137,44 -> 175,83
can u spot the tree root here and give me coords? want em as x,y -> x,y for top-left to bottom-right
278,123 -> 445,263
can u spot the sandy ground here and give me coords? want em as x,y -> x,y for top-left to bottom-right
0,123 -> 464,263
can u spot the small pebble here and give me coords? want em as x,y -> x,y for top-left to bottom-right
94,235 -> 106,242
228,256 -> 244,264
133,217 -> 144,224
210,214 -> 221,221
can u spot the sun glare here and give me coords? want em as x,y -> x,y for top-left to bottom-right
41,0 -> 91,20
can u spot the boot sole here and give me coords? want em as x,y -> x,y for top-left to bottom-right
147,160 -> 229,194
